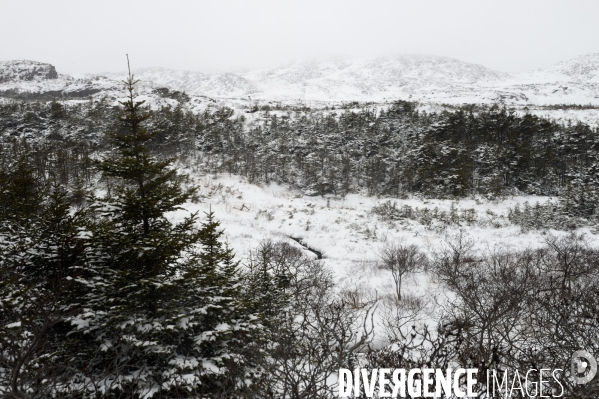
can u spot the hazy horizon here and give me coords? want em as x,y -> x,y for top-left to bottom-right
92,51 -> 599,77
1,0 -> 598,75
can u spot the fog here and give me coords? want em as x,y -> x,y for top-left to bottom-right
1,0 -> 597,74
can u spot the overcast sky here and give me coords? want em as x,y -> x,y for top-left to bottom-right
1,0 -> 597,75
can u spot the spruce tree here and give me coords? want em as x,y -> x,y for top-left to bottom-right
66,58 -> 260,397
0,148 -> 89,397
92,56 -> 197,317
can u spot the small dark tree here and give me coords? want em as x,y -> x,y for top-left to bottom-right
379,240 -> 425,301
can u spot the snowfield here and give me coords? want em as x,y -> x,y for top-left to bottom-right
171,172 -> 599,332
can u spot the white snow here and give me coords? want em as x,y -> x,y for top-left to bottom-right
169,173 -> 599,312
4,54 -> 599,122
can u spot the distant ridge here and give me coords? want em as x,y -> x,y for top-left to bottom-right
115,54 -> 509,100
519,53 -> 599,83
2,53 -> 599,105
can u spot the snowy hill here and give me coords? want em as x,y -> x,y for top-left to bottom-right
519,53 -> 599,83
2,53 -> 599,106
110,54 -> 510,101
479,53 -> 599,105
105,53 -> 599,104
127,67 -> 259,97
239,54 -> 510,99
0,60 -> 58,83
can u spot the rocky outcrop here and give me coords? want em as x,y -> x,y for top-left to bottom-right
0,60 -> 58,83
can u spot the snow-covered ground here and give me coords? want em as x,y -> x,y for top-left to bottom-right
170,173 -> 599,313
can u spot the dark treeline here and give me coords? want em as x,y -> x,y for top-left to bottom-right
2,99 -> 598,220
228,102 -> 599,219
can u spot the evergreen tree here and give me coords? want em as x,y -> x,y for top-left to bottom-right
66,59 -> 260,397
0,149 -> 89,397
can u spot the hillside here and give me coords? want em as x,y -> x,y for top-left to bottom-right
97,53 -> 599,105
2,53 -> 599,106
238,54 -> 509,100
113,54 -> 511,101
519,53 -> 599,83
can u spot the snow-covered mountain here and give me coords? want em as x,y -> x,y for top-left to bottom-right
519,53 -> 599,83
97,53 -> 599,104
2,53 -> 599,105
125,67 -> 259,97
239,54 -> 509,99
479,53 -> 599,105
117,54 -> 510,101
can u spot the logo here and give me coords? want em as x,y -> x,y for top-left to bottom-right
338,351 -> 597,398
571,350 -> 597,385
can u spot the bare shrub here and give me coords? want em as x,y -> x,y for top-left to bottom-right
379,240 -> 426,301
247,241 -> 377,399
